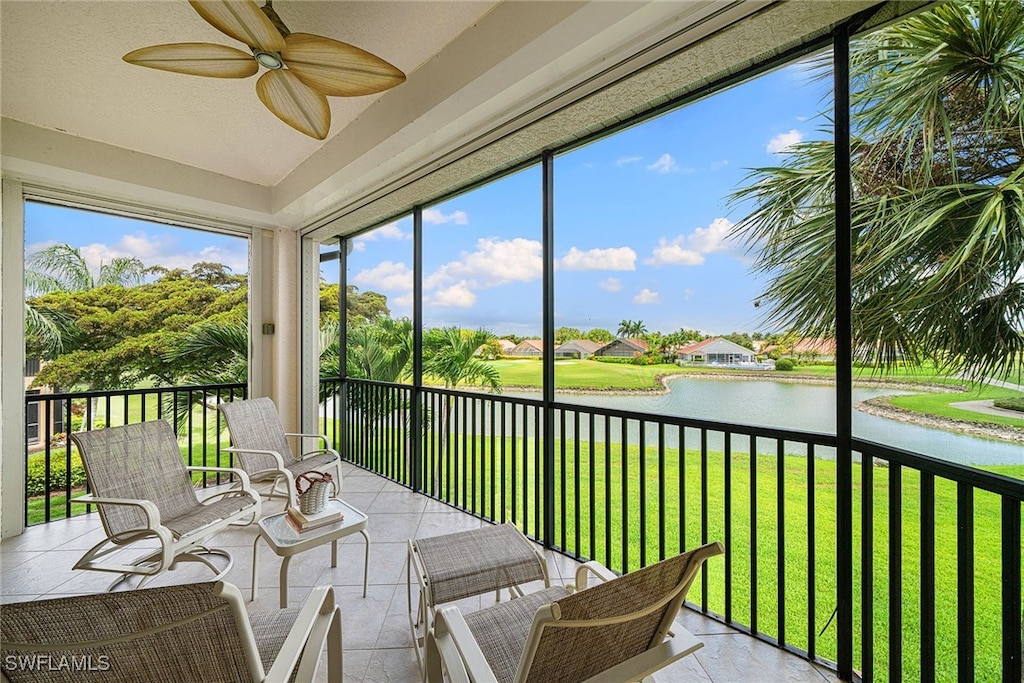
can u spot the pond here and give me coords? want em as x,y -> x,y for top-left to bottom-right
508,377 -> 1023,466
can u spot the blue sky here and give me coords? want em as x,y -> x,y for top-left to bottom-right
346,60 -> 833,336
26,59 -> 832,337
24,204 -> 249,278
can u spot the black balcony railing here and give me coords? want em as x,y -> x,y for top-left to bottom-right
23,383 -> 246,526
324,377 -> 1023,683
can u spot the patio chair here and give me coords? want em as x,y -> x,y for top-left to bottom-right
219,397 -> 343,509
69,420 -> 261,591
425,541 -> 724,683
0,581 -> 342,683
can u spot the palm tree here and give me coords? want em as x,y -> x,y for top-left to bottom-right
24,243 -> 146,358
422,327 -> 501,491
730,0 -> 1023,381
617,319 -> 648,338
26,243 -> 145,294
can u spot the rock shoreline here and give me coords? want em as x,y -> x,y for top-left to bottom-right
859,397 -> 1024,444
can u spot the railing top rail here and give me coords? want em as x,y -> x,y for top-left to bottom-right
854,437 -> 1024,501
552,400 -> 838,446
25,382 -> 247,403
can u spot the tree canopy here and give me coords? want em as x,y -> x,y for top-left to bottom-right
731,0 -> 1024,380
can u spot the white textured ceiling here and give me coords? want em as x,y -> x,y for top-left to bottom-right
1,1 -> 498,187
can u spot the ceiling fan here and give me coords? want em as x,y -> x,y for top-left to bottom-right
123,0 -> 406,140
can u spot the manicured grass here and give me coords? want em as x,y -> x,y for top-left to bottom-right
349,424 -> 1022,683
887,386 -> 1024,429
491,358 -> 687,390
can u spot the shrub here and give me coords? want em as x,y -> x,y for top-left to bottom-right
593,356 -> 636,364
993,397 -> 1024,413
26,452 -> 87,497
775,358 -> 795,371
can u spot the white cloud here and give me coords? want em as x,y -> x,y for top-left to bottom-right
423,208 -> 469,225
559,246 -> 637,271
352,260 -> 413,292
425,237 -> 542,292
59,232 -> 249,275
687,217 -> 734,254
616,155 -> 642,166
633,288 -> 661,304
351,221 -> 407,250
598,277 -> 622,293
682,288 -> 694,300
429,281 -> 477,308
646,237 -> 705,266
710,159 -> 729,171
646,154 -> 678,173
645,217 -> 736,267
767,129 -> 803,154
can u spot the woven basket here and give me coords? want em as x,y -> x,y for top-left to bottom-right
295,471 -> 336,515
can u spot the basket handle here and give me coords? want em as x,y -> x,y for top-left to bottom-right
295,470 -> 334,496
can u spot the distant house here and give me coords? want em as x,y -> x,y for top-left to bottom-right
555,339 -> 603,358
508,339 -> 544,357
475,338 -> 516,358
676,337 -> 755,364
24,358 -> 64,452
594,338 -> 649,358
763,337 -> 836,361
792,338 -> 836,361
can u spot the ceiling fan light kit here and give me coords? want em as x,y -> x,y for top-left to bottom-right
123,0 -> 406,140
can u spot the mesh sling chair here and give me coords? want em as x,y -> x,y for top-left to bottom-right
0,581 -> 342,683
219,397 -> 343,509
69,420 -> 261,591
425,541 -> 724,683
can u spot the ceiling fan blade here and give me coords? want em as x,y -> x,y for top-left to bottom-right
281,33 -> 405,97
256,69 -> 330,139
189,0 -> 285,53
124,43 -> 258,78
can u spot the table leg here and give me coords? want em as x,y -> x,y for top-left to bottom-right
279,556 -> 292,609
331,539 -> 338,568
251,534 -> 262,602
360,529 -> 370,598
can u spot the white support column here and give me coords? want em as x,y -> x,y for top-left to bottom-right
300,236 -> 320,435
248,228 -> 274,402
1,180 -> 26,538
272,228 -> 301,434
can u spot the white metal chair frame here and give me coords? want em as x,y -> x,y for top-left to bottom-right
70,421 -> 261,591
426,542 -> 724,683
1,582 -> 342,683
219,397 -> 343,509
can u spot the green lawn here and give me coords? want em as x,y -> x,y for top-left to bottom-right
491,358 -> 687,390
381,426 -> 1023,683
886,386 -> 1024,429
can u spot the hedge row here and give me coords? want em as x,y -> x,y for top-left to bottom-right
26,452 -> 87,497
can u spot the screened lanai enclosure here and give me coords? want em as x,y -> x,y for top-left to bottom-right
4,1 -> 1022,681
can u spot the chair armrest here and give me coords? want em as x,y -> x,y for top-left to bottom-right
223,446 -> 289,468
285,432 -> 330,449
72,494 -> 162,529
296,447 -> 341,463
574,560 -> 618,590
427,606 -> 497,683
580,625 -> 703,683
185,465 -> 253,491
264,585 -> 341,683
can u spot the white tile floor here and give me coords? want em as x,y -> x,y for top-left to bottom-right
1,462 -> 837,682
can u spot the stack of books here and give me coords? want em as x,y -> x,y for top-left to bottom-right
286,499 -> 345,532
